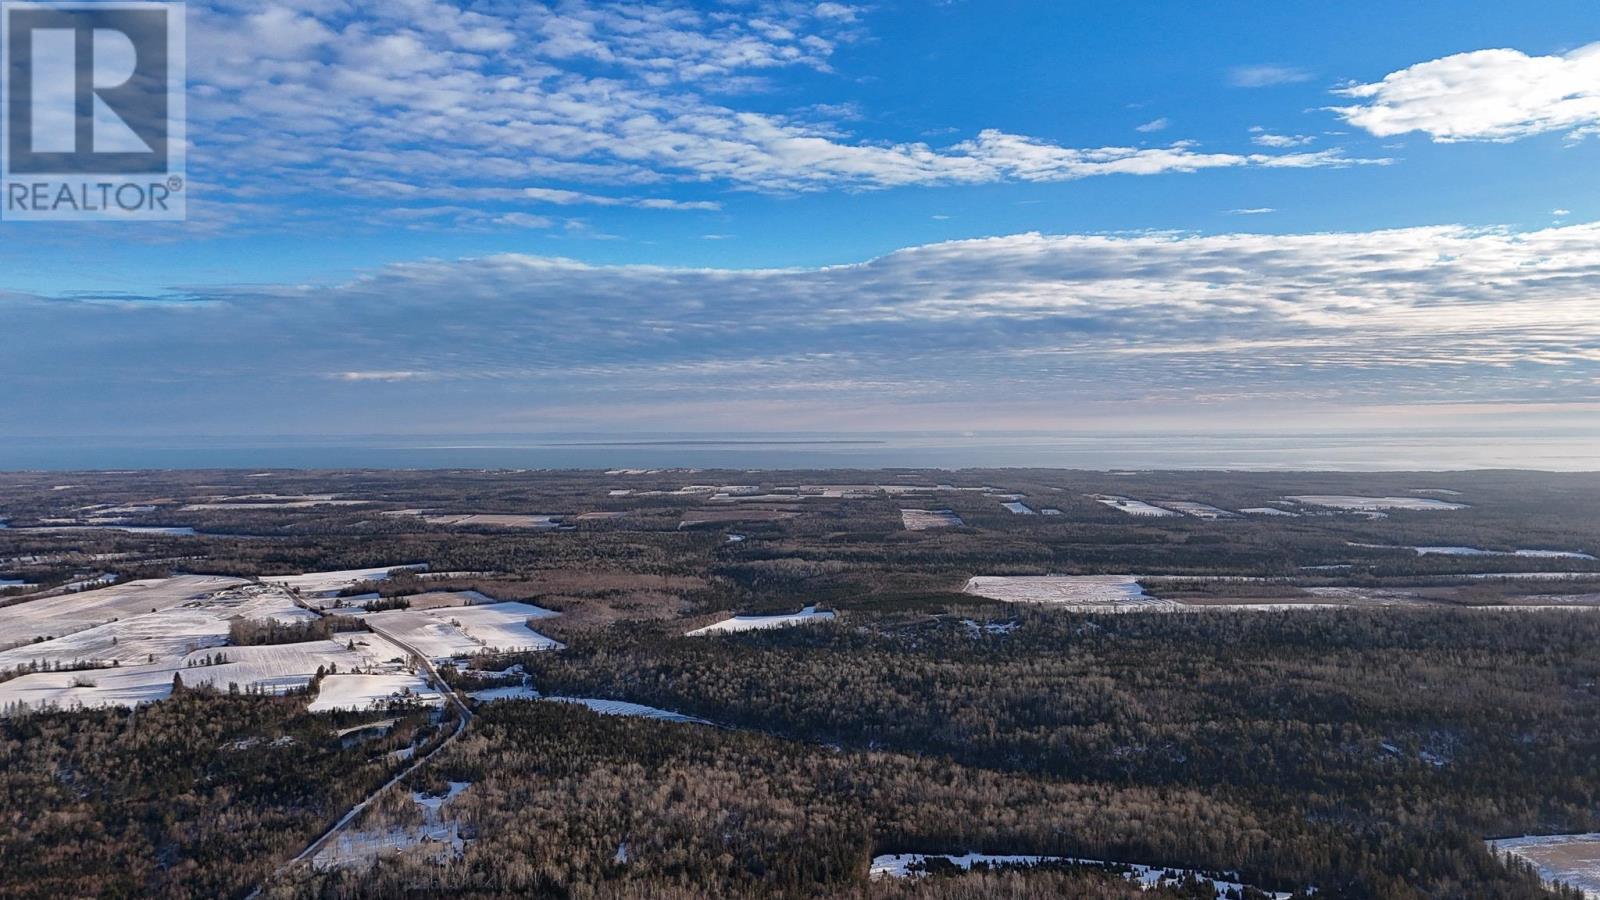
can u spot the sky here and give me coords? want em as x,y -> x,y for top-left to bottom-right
2,0 -> 1600,449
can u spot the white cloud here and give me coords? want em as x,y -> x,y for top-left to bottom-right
1228,64 -> 1313,88
173,1 -> 1386,231
523,188 -> 721,210
1136,117 -> 1170,133
1333,43 -> 1600,142
1227,208 -> 1275,215
1251,132 -> 1316,148
1554,208 -> 1572,217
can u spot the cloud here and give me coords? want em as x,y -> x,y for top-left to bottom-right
1333,43 -> 1600,142
1228,64 -> 1313,88
523,188 -> 721,210
1227,208 -> 1275,215
1554,208 -> 1572,217
170,1 -> 1386,233
6,223 -> 1600,434
1135,117 -> 1170,133
1250,130 -> 1316,148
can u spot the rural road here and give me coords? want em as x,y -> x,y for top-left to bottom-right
246,619 -> 473,898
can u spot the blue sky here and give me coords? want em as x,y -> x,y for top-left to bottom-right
3,0 -> 1599,443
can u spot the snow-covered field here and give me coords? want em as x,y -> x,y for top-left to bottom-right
962,575 -> 1176,610
1240,507 -> 1299,517
1357,544 -> 1596,560
307,673 -> 442,712
0,631 -> 415,713
1160,502 -> 1237,519
687,606 -> 836,636
1002,501 -> 1036,515
868,853 -> 1292,898
900,509 -> 964,530
0,575 -> 248,649
261,565 -> 428,598
543,696 -> 712,725
358,602 -> 563,661
388,511 -> 561,529
1489,834 -> 1600,898
0,574 -> 428,714
1093,496 -> 1180,517
1286,495 -> 1468,511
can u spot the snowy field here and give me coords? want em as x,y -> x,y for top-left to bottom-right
543,696 -> 712,725
1160,502 -> 1237,519
900,509 -> 964,530
0,575 -> 248,649
0,631 -> 415,713
1286,495 -> 1468,511
1356,544 -> 1596,560
687,606 -> 836,636
1094,496 -> 1180,517
962,575 -> 1177,610
0,583 -> 321,673
1240,507 -> 1299,517
1489,834 -> 1600,898
261,565 -> 428,598
307,673 -> 442,712
395,512 -> 561,529
0,570 -> 246,646
359,602 -> 563,661
868,853 -> 1292,897
1002,501 -> 1036,515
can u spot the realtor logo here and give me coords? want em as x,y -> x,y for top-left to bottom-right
1,1 -> 185,221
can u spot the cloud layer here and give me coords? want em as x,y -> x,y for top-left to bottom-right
5,224 -> 1599,434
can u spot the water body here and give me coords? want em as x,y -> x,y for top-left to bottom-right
1,431 -> 1597,471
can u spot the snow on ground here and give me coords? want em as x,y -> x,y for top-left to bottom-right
443,603 -> 565,653
182,497 -> 371,510
404,512 -> 561,529
1093,496 -> 1180,517
1160,502 -> 1237,519
307,673 -> 443,712
543,696 -> 712,725
313,782 -> 469,871
261,565 -> 428,598
0,575 -> 247,649
1286,495 -> 1468,511
962,575 -> 1177,610
0,585 -> 321,671
358,602 -> 563,661
16,525 -> 199,536
469,684 -> 540,702
1464,572 -> 1600,581
1241,507 -> 1299,517
1357,544 -> 1597,559
1489,834 -> 1600,898
687,606 -> 836,636
1002,502 -> 1036,515
868,853 -> 1292,897
901,509 -> 964,530
0,630 -> 417,714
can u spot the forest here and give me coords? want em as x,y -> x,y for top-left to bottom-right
2,468 -> 1600,898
